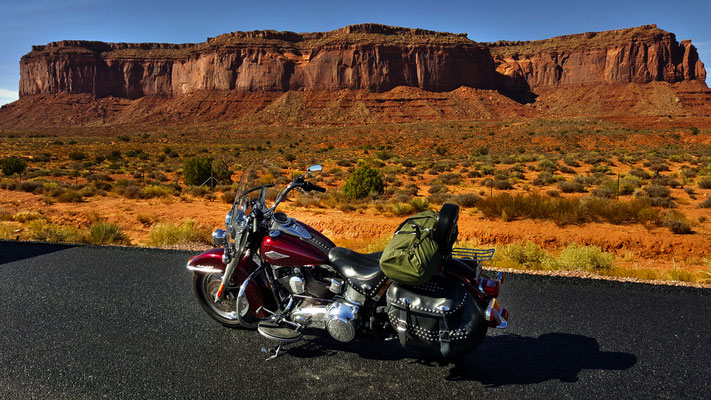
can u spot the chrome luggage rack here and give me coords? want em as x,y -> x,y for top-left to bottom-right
451,247 -> 495,262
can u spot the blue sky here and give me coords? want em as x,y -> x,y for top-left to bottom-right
1,0 -> 709,105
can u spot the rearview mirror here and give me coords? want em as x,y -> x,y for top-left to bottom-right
306,164 -> 322,177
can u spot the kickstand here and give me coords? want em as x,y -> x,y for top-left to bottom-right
261,344 -> 285,361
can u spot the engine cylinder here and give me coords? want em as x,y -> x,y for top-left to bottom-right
325,301 -> 358,342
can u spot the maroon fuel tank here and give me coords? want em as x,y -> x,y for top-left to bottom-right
261,220 -> 334,266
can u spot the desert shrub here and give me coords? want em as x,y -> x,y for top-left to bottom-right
454,193 -> 480,207
477,193 -> 662,226
427,192 -> 455,205
651,176 -> 681,188
663,212 -> 693,234
700,198 -> 711,208
559,166 -> 576,174
557,180 -> 586,193
479,165 -> 495,176
12,211 -> 43,223
644,184 -> 671,198
698,177 -> 711,189
147,220 -> 210,247
563,158 -> 580,167
212,159 -> 232,184
649,163 -> 670,172
0,208 -> 12,221
532,172 -> 562,186
501,242 -> 552,268
0,222 -> 17,240
18,181 -> 44,193
629,168 -> 651,180
143,185 -> 175,198
391,202 -> 415,216
552,244 -> 614,272
428,183 -> 447,194
68,151 -> 86,161
189,186 -> 209,198
439,173 -> 461,185
343,165 -> 384,199
592,179 -> 618,198
57,190 -> 83,203
547,190 -> 561,197
222,190 -> 237,204
409,197 -> 430,212
183,156 -> 213,186
538,159 -> 557,173
106,150 -> 122,162
668,268 -> 695,282
647,196 -> 676,208
1,156 -> 27,176
494,179 -> 513,190
28,220 -> 83,243
88,222 -> 130,245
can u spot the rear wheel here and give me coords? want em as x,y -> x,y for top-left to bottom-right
192,272 -> 257,328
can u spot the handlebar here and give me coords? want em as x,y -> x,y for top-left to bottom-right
302,182 -> 326,193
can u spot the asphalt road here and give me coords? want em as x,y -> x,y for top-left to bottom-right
0,241 -> 709,399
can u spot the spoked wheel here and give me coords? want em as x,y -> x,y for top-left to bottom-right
192,272 -> 257,328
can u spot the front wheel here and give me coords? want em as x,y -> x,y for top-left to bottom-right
192,272 -> 257,328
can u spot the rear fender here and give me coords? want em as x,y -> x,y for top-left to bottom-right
443,258 -> 486,303
187,248 -> 274,316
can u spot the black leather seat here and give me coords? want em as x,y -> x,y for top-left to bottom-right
328,247 -> 387,297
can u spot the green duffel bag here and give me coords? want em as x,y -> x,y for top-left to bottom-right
379,210 -> 442,285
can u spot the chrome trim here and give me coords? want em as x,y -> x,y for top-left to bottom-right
264,251 -> 289,260
236,266 -> 263,329
212,228 -> 228,247
278,219 -> 312,239
187,265 -> 224,274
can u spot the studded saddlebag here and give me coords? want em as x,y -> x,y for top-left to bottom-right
386,275 -> 486,359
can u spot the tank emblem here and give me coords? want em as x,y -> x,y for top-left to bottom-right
265,251 -> 290,260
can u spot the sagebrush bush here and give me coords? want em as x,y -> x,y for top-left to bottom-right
343,165 -> 384,199
699,177 -> 711,189
12,211 -> 43,223
501,242 -> 552,268
147,220 -> 210,247
409,197 -> 430,212
88,222 -> 130,245
553,244 -> 614,271
700,198 -> 711,208
663,212 -> 693,234
28,220 -> 83,243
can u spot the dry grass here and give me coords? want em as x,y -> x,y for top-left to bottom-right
146,220 -> 211,247
477,193 -> 662,226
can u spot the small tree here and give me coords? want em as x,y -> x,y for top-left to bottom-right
343,165 -> 384,199
183,156 -> 213,186
212,159 -> 232,184
1,156 -> 27,177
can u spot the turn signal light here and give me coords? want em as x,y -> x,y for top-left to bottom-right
478,277 -> 501,298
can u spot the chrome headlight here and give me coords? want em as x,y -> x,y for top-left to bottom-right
212,229 -> 228,247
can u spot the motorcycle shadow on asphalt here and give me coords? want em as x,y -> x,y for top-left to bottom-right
445,332 -> 638,386
286,331 -> 637,386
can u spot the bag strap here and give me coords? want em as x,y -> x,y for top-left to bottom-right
396,298 -> 411,348
439,312 -> 451,358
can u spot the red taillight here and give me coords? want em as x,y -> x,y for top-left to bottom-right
485,298 -> 509,329
478,277 -> 501,297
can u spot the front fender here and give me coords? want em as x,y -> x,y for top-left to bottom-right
187,248 -> 274,316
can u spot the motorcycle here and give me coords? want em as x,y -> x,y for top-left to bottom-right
186,163 -> 508,359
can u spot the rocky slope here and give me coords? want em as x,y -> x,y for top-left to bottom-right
18,24 -> 706,100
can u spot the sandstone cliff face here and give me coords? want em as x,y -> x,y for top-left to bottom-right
18,24 -> 707,99
489,25 -> 706,91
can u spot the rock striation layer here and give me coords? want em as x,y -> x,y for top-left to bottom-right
18,24 -> 707,99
